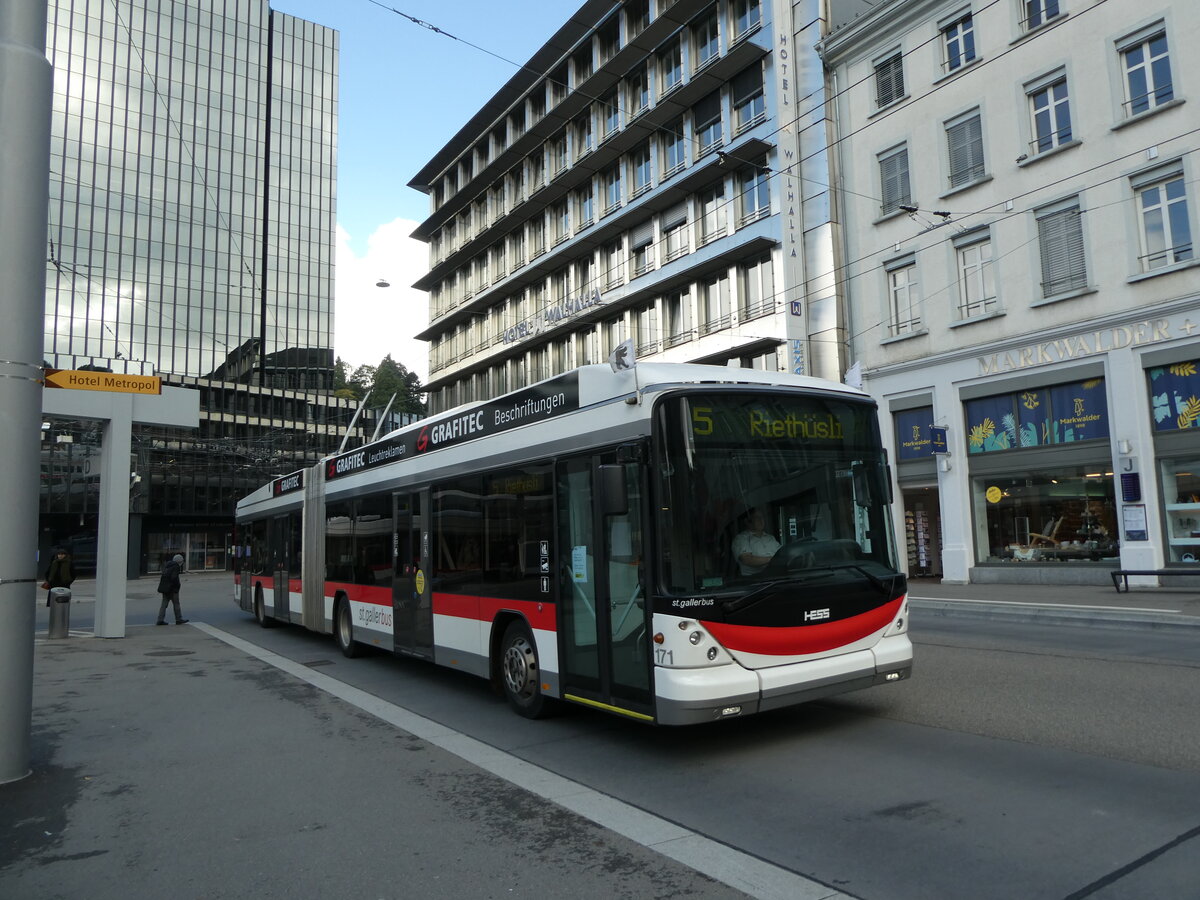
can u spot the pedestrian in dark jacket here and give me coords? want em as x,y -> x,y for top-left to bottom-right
44,548 -> 74,607
156,554 -> 189,625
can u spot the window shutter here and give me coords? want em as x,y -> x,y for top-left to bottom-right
732,65 -> 763,106
879,148 -> 910,213
875,54 -> 904,107
1037,206 -> 1086,296
631,219 -> 655,249
693,91 -> 721,128
662,200 -> 688,229
947,115 -> 983,187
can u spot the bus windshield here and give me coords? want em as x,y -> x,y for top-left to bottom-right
655,391 -> 899,595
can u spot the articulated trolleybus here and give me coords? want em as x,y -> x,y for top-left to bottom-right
233,363 -> 912,725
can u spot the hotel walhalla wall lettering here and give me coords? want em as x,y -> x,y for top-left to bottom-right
977,319 -> 1194,375
503,289 -> 605,345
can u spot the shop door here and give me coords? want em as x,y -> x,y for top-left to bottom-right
557,455 -> 652,719
393,491 -> 432,657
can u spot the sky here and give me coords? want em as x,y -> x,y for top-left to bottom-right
270,0 -> 573,382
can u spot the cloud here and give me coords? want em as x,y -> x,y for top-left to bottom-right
334,219 -> 430,382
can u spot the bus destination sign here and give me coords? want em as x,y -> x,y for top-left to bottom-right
325,373 -> 580,481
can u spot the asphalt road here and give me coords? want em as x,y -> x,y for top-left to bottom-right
34,575 -> 1200,899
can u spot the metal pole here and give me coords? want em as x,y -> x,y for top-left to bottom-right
0,0 -> 52,784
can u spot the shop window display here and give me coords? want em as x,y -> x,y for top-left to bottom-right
1161,458 -> 1200,564
1148,359 -> 1200,432
976,469 -> 1119,563
966,379 -> 1108,452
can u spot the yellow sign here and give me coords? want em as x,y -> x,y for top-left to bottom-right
414,570 -> 425,594
986,486 -> 1003,504
45,369 -> 161,395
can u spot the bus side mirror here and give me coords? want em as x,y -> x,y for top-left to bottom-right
598,464 -> 629,517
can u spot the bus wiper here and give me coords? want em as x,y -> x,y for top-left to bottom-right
719,571 -> 836,613
826,563 -> 900,596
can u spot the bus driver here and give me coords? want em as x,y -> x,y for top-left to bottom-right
733,507 -> 781,576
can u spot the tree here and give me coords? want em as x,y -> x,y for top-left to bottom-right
332,357 -> 360,400
338,355 -> 425,416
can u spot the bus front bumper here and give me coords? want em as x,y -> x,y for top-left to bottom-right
654,635 -> 913,726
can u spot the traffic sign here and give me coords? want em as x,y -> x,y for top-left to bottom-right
44,369 -> 162,395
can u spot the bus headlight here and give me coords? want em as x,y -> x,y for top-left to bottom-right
707,646 -> 718,660
689,631 -> 703,645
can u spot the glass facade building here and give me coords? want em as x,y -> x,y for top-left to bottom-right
40,0 -> 359,574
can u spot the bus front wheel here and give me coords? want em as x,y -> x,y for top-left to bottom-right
500,621 -> 549,718
335,598 -> 360,658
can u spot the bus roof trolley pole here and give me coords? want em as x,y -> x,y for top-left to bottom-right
233,363 -> 913,725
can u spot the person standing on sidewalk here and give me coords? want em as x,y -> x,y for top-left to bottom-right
156,554 -> 189,625
43,547 -> 74,607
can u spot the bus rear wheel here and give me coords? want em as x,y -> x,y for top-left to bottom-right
335,598 -> 360,658
500,621 -> 549,718
254,589 -> 274,628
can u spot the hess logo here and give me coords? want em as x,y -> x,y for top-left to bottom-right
804,608 -> 831,622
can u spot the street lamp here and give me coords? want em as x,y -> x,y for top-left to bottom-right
375,278 -> 390,288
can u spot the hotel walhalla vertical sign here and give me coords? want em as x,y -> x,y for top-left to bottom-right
44,369 -> 162,395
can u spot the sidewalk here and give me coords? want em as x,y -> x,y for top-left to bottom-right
1,624 -> 753,900
906,577 -> 1200,629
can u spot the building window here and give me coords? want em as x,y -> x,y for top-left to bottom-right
1021,0 -> 1060,32
630,144 -> 652,198
662,201 -> 689,261
636,303 -> 659,355
605,241 -> 625,288
878,144 -> 911,215
732,64 -> 766,133
954,229 -> 996,319
664,289 -> 690,347
627,66 -> 650,120
573,47 -> 593,85
942,13 -> 976,73
885,256 -> 921,336
528,151 -> 545,192
597,16 -> 620,63
626,0 -> 650,37
551,134 -> 568,177
574,186 -> 594,229
946,110 -> 985,189
731,0 -> 761,39
738,254 -> 774,319
661,118 -> 687,177
699,274 -> 731,335
693,91 -> 723,159
530,217 -> 546,258
693,12 -> 720,71
629,220 -> 655,278
574,115 -> 594,160
739,163 -> 769,224
1035,199 -> 1086,296
699,183 -> 727,245
874,52 -> 904,108
554,201 -> 570,244
603,165 -> 622,215
1028,76 -> 1071,154
659,40 -> 683,95
1120,28 -> 1173,118
574,255 -> 594,296
601,92 -> 621,141
1133,165 -> 1192,271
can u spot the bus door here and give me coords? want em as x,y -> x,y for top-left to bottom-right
557,454 -> 652,719
393,491 -> 433,658
270,514 -> 292,622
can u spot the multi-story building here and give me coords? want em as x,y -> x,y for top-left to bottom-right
820,0 -> 1200,584
41,0 -> 361,574
408,0 -> 844,415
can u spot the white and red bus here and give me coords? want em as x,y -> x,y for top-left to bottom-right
233,363 -> 912,725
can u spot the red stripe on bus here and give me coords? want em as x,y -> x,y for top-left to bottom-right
323,582 -> 391,605
434,592 -> 556,631
701,597 -> 903,656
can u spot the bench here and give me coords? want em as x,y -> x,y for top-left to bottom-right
1111,569 -> 1200,592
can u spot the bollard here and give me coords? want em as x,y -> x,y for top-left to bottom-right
48,587 -> 72,639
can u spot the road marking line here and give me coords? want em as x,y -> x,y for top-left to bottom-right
194,622 -> 848,900
910,596 -> 1180,614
